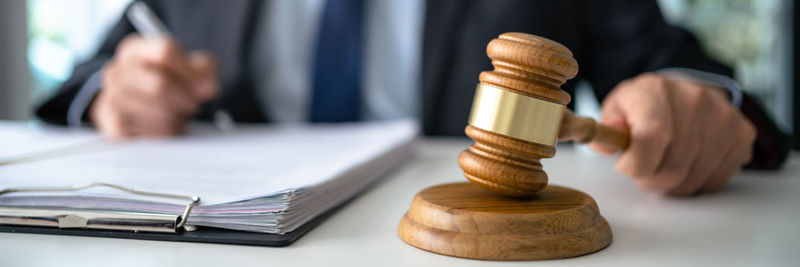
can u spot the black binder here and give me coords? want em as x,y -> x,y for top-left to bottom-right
0,203 -> 342,246
0,182 -> 349,246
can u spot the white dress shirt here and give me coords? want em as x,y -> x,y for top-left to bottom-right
248,0 -> 424,122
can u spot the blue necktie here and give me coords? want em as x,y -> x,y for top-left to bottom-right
310,0 -> 364,122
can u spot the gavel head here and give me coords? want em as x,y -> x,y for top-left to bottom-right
458,32 -> 578,197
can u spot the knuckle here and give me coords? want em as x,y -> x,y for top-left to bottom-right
108,107 -> 127,122
741,120 -> 757,143
98,109 -> 124,132
614,159 -> 637,177
653,168 -> 686,191
639,122 -> 672,145
644,73 -> 667,86
686,87 -> 708,108
717,105 -> 737,121
117,35 -> 140,52
153,41 -> 180,63
740,150 -> 754,166
724,112 -> 757,146
639,72 -> 660,82
616,156 -> 652,179
116,35 -> 145,60
644,76 -> 669,96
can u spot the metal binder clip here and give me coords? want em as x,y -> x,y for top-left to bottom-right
0,183 -> 200,233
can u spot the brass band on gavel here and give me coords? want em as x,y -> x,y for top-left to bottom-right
468,83 -> 565,147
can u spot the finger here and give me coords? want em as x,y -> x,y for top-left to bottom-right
107,87 -> 186,137
637,125 -> 699,193
668,141 -> 727,196
108,82 -> 186,119
591,82 -> 632,155
116,35 -> 195,93
698,149 -> 744,194
589,103 -> 629,155
701,117 -> 756,193
105,112 -> 135,140
106,84 -> 189,137
670,103 -> 733,196
109,63 -> 199,116
92,96 -> 135,140
121,92 -> 189,137
131,113 -> 187,137
588,143 -> 617,156
611,75 -> 674,178
186,51 -> 219,101
659,80 -> 726,195
641,130 -> 700,193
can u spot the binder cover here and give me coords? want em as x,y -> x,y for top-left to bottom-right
0,202 -> 341,247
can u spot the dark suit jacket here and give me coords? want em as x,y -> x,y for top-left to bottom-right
36,0 -> 791,168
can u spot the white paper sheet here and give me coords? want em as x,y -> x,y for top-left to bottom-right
0,120 -> 418,205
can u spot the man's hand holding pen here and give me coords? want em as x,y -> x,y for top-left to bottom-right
90,35 -> 219,137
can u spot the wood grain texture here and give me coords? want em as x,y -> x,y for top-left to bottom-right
461,32 -> 577,196
398,182 -> 612,260
400,33 -> 613,261
559,110 -> 631,150
460,32 -> 631,196
479,33 -> 575,105
459,125 -> 551,196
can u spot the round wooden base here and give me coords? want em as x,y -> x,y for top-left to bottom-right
398,182 -> 612,260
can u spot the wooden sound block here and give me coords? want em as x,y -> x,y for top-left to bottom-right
398,182 -> 612,260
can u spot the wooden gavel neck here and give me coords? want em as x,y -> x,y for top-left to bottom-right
559,110 -> 630,150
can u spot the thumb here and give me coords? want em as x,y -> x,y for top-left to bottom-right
187,51 -> 219,101
589,94 -> 629,155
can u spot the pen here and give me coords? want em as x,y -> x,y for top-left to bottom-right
126,1 -> 235,133
126,1 -> 169,38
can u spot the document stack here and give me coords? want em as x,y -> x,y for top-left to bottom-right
0,120 -> 417,235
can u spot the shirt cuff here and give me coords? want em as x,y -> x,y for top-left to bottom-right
656,67 -> 743,108
67,70 -> 103,127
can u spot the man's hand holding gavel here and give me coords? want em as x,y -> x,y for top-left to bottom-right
590,73 -> 757,196
90,35 -> 219,137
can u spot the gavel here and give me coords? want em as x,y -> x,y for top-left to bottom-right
399,32 -> 615,260
458,32 -> 630,197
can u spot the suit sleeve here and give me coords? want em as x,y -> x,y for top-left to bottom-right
33,4 -> 136,125
577,0 -> 791,169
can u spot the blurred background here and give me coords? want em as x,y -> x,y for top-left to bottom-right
0,0 -> 797,146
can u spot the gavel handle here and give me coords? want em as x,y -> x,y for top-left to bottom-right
558,110 -> 630,150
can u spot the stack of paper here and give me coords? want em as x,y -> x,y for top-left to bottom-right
0,120 -> 417,234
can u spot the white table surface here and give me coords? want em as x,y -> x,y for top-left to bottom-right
1,139 -> 798,267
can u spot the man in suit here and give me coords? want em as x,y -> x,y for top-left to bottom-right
36,0 -> 791,195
